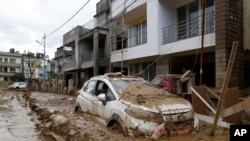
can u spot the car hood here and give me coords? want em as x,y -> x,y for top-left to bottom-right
119,82 -> 192,113
120,96 -> 192,113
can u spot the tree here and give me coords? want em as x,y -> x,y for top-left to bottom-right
11,73 -> 25,82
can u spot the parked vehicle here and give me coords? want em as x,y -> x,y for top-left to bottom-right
75,72 -> 199,138
8,82 -> 27,90
151,75 -> 180,94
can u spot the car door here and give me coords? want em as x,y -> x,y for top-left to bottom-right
95,81 -> 123,124
80,80 -> 99,115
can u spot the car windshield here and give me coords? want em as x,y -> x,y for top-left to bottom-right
13,82 -> 20,85
110,79 -> 159,95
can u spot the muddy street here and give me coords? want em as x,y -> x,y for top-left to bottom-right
0,89 -> 229,141
0,89 -> 39,141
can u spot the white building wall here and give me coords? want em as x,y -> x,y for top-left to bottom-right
111,0 -> 146,19
160,33 -> 215,55
16,57 -> 22,64
111,0 -> 216,63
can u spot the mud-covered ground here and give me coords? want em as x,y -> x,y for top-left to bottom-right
0,89 -> 229,141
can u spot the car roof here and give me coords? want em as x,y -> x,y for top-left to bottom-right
90,72 -> 144,81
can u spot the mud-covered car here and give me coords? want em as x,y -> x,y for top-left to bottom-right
8,82 -> 27,90
75,72 -> 198,139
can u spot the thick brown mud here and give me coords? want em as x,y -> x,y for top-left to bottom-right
0,89 -> 229,141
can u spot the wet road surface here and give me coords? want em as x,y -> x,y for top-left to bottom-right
0,90 -> 39,141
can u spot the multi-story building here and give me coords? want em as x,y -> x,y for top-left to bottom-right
0,48 -> 22,82
109,0 -> 249,90
54,0 -> 110,88
23,52 -> 50,79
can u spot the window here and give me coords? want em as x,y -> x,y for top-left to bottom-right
188,1 -> 199,37
96,81 -> 115,101
205,0 -> 215,33
4,58 -> 8,63
10,68 -> 16,72
85,80 -> 97,95
0,57 -> 2,62
177,6 -> 187,39
10,58 -> 16,63
177,0 -> 214,39
129,20 -> 147,47
129,61 -> 156,81
106,88 -> 116,101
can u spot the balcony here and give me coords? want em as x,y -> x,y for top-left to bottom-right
82,49 -> 107,62
0,62 -> 22,67
80,49 -> 108,68
55,48 -> 64,59
62,55 -> 76,71
0,71 -> 15,76
162,12 -> 215,44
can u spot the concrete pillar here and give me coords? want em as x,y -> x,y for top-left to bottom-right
75,39 -> 80,68
93,33 -> 99,76
215,0 -> 244,89
68,79 -> 73,89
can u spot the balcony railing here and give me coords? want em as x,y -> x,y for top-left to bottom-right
162,12 -> 215,44
63,55 -> 75,64
80,49 -> 106,62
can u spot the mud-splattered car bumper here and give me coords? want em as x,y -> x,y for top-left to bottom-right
123,109 -> 199,138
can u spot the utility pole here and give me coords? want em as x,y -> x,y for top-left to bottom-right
35,33 -> 46,91
43,33 -> 46,92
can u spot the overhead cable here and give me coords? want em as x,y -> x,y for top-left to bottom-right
46,0 -> 90,37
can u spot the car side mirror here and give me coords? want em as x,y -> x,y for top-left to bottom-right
98,93 -> 106,105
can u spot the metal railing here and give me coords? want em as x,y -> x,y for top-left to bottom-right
63,55 -> 75,64
80,49 -> 106,62
162,12 -> 215,44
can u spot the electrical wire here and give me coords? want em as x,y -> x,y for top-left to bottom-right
46,0 -> 90,37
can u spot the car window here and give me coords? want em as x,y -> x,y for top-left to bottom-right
85,80 -> 96,95
106,88 -> 116,101
96,81 -> 116,101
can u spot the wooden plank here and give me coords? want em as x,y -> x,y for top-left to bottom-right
203,90 -> 217,110
191,86 -> 216,114
192,86 -> 207,115
223,87 -> 240,124
205,86 -> 219,99
221,97 -> 250,118
195,113 -> 231,129
211,41 -> 238,136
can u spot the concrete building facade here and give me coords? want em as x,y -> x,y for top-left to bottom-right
54,0 -> 250,91
54,0 -> 110,88
109,0 -> 249,90
0,49 -> 22,82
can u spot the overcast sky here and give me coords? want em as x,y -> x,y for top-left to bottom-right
0,0 -> 100,59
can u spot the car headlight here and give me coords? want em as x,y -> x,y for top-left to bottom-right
125,107 -> 164,123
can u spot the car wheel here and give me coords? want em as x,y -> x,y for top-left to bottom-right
110,122 -> 128,136
75,104 -> 81,113
110,122 -> 123,132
